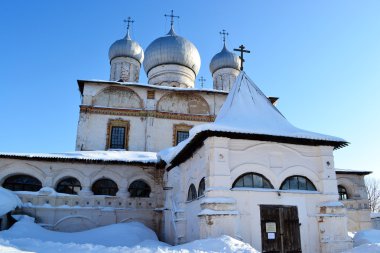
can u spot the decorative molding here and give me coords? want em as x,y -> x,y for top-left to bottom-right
80,106 -> 215,122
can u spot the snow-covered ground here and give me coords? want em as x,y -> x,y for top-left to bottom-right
343,229 -> 380,253
0,216 -> 259,253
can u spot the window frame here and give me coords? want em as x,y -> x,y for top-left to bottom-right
91,178 -> 119,196
56,177 -> 82,195
173,124 -> 192,146
338,185 -> 349,200
187,184 -> 197,201
280,175 -> 317,191
106,119 -> 129,150
198,177 -> 205,197
232,172 -> 274,189
128,180 -> 151,198
2,174 -> 42,192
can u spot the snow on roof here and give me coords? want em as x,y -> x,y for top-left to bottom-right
0,187 -> 22,216
0,151 -> 158,165
335,168 -> 372,175
160,71 -> 348,166
77,79 -> 228,95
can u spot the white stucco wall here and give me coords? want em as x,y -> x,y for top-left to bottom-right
0,158 -> 164,234
166,137 -> 351,252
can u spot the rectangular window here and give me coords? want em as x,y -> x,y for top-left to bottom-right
176,131 -> 189,145
106,119 -> 129,150
110,126 -> 125,149
173,124 -> 192,146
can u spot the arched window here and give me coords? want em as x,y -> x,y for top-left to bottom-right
187,184 -> 197,201
128,180 -> 151,198
92,178 -> 118,196
2,174 -> 42,192
198,178 -> 205,197
338,185 -> 348,200
56,177 -> 82,195
232,173 -> 273,189
280,176 -> 317,191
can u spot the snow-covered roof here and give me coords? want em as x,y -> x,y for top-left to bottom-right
161,71 -> 348,168
0,151 -> 158,165
335,168 -> 372,175
0,187 -> 21,216
77,79 -> 228,96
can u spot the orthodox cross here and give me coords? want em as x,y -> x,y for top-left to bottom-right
220,29 -> 229,44
198,76 -> 206,88
123,17 -> 134,32
165,10 -> 180,28
234,45 -> 251,71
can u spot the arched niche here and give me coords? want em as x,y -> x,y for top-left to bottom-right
157,92 -> 210,115
93,86 -> 143,109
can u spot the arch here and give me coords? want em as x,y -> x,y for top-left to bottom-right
231,163 -> 278,189
232,172 -> 274,189
280,175 -> 317,191
90,170 -> 123,189
92,178 -> 118,196
338,185 -> 349,200
198,177 -> 205,197
157,92 -> 210,115
278,165 -> 320,190
93,86 -> 143,109
336,177 -> 355,198
187,184 -> 197,201
128,180 -> 151,198
53,216 -> 96,232
2,174 -> 42,192
53,169 -> 88,188
0,162 -> 46,186
56,177 -> 82,195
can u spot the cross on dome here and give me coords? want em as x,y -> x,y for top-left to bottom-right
220,29 -> 229,45
123,17 -> 134,40
233,45 -> 250,70
198,76 -> 206,88
164,10 -> 180,29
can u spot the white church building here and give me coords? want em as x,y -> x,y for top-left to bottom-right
0,15 -> 372,253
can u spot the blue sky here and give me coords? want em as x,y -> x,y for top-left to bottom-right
1,1 -> 379,177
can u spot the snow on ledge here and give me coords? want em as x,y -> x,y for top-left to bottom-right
318,201 -> 344,207
200,197 -> 236,204
198,209 -> 239,216
0,150 -> 158,164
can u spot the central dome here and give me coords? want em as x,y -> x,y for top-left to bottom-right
143,28 -> 201,75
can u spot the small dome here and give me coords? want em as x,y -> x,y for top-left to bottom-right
108,32 -> 144,63
209,45 -> 240,74
143,28 -> 201,75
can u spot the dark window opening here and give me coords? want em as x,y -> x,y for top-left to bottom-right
233,173 -> 274,189
2,175 -> 42,192
110,126 -> 125,149
56,177 -> 82,195
338,185 -> 348,200
198,178 -> 205,197
128,180 -> 151,198
176,131 -> 189,145
187,184 -> 197,201
92,178 -> 118,196
280,176 -> 317,191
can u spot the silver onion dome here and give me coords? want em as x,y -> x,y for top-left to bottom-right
209,45 -> 240,74
108,31 -> 144,63
143,28 -> 201,75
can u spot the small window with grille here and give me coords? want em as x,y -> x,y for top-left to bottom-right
173,124 -> 192,146
110,126 -> 125,149
106,119 -> 129,150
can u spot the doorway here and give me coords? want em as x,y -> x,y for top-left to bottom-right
260,205 -> 302,253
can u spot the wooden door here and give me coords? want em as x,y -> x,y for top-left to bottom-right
260,205 -> 302,253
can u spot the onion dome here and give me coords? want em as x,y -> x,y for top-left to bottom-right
209,45 -> 240,74
143,27 -> 201,75
108,30 -> 144,63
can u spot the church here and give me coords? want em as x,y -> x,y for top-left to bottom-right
0,13 -> 372,253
